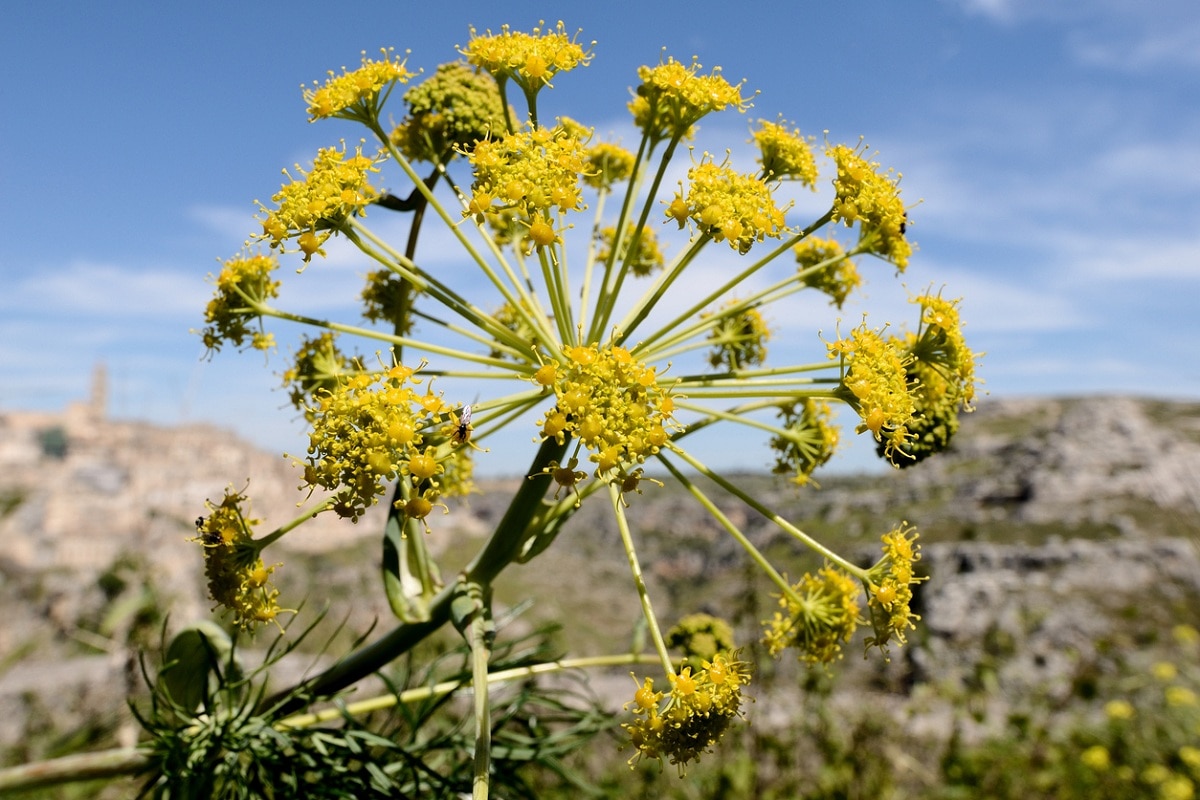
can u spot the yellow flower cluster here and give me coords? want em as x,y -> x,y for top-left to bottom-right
630,56 -> 747,142
828,322 -> 915,462
762,565 -> 861,665
596,223 -> 665,277
461,21 -> 592,92
536,344 -> 674,483
257,142 -> 380,261
200,253 -> 280,354
666,160 -> 787,254
624,653 -> 751,771
704,300 -> 770,370
389,61 -> 508,163
193,488 -> 283,631
301,362 -> 450,521
769,399 -> 840,486
827,142 -> 911,270
875,292 -> 979,466
864,523 -> 925,654
911,292 -> 977,409
303,48 -> 413,121
753,119 -> 818,186
794,236 -> 862,309
583,141 -> 636,190
465,123 -> 589,221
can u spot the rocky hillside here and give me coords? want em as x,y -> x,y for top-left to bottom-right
2,394 -> 1199,765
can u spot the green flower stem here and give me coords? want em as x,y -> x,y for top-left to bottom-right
587,133 -> 678,344
609,232 -> 712,347
608,482 -> 675,676
671,399 -> 804,442
576,186 -> 611,337
0,651 -> 667,793
345,221 -> 546,355
630,209 -> 834,357
258,306 -> 533,374
0,748 -> 146,793
404,307 -> 529,364
678,362 -> 838,382
655,455 -> 795,598
537,238 -> 576,344
370,123 -> 558,351
470,594 -> 493,800
276,653 -> 659,730
265,435 -> 570,714
641,256 -> 849,361
251,496 -> 339,552
672,385 -> 837,402
464,394 -> 544,446
668,445 -> 868,581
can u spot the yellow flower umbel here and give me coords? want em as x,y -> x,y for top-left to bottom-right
762,565 -> 861,665
753,119 -> 818,186
537,343 -> 672,485
864,523 -> 926,654
828,321 -> 916,463
465,123 -> 590,220
461,21 -> 592,127
390,61 -> 509,164
193,488 -> 284,631
303,48 -> 413,123
300,361 -> 457,522
704,299 -> 770,371
200,253 -> 280,354
827,141 -> 912,270
666,158 -> 787,254
624,653 -> 751,772
794,236 -> 862,309
876,291 -> 980,466
770,399 -> 839,486
256,142 -> 380,261
631,56 -> 748,143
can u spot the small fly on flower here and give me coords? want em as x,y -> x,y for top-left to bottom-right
452,403 -> 474,445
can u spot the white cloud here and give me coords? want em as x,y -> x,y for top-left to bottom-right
0,260 -> 206,318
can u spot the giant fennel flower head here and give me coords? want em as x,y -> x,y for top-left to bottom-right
192,22 -> 978,780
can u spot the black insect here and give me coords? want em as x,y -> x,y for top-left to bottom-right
452,404 -> 474,445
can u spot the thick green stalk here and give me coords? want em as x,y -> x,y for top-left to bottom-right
263,435 -> 569,714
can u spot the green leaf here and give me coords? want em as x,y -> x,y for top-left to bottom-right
159,620 -> 237,713
382,508 -> 442,623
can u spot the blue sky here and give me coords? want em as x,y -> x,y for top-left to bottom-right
2,0 -> 1198,476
